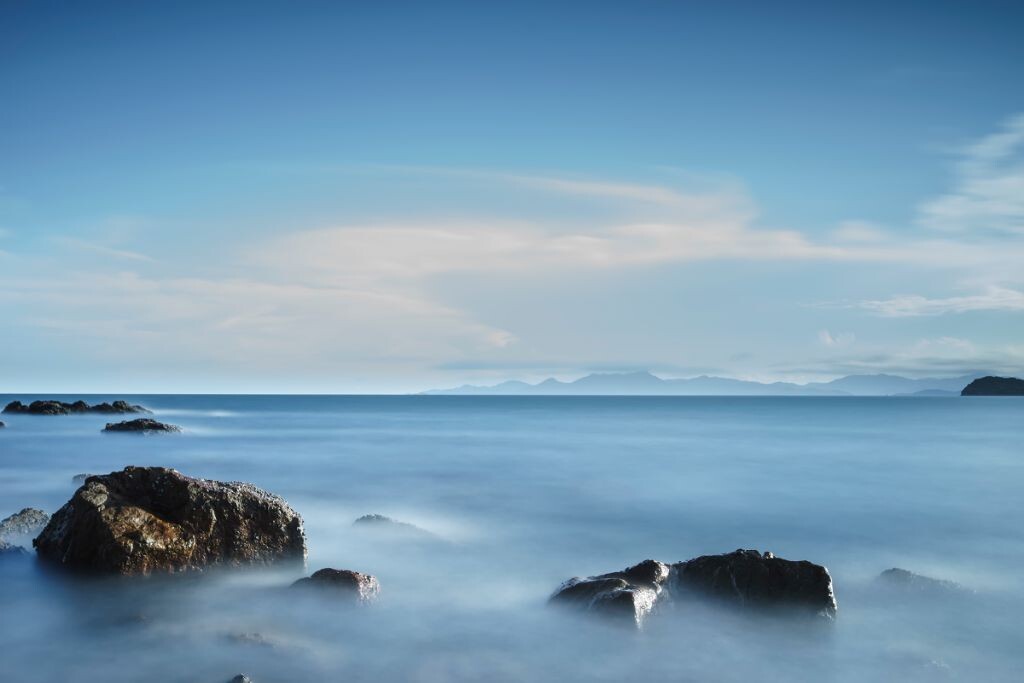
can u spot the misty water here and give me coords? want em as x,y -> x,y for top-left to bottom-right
1,395 -> 1022,682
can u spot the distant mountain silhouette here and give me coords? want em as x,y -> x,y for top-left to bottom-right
961,376 -> 1024,396
424,371 -> 991,396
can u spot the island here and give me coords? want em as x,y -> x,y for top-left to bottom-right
961,376 -> 1024,396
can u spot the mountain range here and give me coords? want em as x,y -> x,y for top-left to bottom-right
423,371 -> 990,397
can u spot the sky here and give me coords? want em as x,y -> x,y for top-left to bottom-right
1,0 -> 1023,393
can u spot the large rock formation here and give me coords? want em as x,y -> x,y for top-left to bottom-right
292,568 -> 380,602
3,399 -> 150,415
0,508 -> 50,542
961,376 -> 1024,396
34,467 -> 306,575
103,418 -> 181,433
671,549 -> 837,619
549,559 -> 670,627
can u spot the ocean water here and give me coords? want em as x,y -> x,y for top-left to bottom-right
1,395 -> 1022,682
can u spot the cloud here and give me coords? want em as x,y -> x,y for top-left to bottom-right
855,286 -> 1024,317
918,113 -> 1024,234
818,330 -> 855,347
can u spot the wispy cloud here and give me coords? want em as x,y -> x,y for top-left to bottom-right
53,236 -> 155,262
918,113 -> 1024,234
855,286 -> 1024,317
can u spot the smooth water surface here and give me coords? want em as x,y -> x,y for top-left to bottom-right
1,395 -> 1022,682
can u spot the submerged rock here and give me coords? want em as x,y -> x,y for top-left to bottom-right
0,508 -> 50,542
34,466 -> 306,575
103,418 -> 181,433
877,568 -> 969,595
670,549 -> 837,619
2,399 -> 150,415
353,513 -> 436,539
292,568 -> 380,602
549,559 -> 670,627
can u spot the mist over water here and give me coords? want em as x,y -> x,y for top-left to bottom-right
1,395 -> 1022,682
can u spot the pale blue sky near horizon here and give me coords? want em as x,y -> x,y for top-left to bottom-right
2,1 -> 1023,392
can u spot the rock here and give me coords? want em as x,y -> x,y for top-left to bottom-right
2,399 -> 150,415
0,540 -> 29,558
34,466 -> 306,575
103,418 -> 181,433
961,376 -> 1024,396
0,508 -> 50,542
877,568 -> 969,594
353,513 -> 436,538
670,549 -> 837,619
292,568 -> 380,601
0,421 -> 5,428
549,559 -> 670,627
228,676 -> 252,683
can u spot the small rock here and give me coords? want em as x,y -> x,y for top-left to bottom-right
0,508 -> 50,542
229,676 -> 252,683
670,549 -> 837,619
0,540 -> 29,558
35,466 -> 306,575
103,418 -> 181,433
353,513 -> 436,538
877,568 -> 969,594
0,421 -> 5,428
549,559 -> 670,628
292,568 -> 380,602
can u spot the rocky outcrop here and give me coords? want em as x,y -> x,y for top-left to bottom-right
551,550 -> 837,627
292,568 -> 380,601
671,549 -> 837,619
34,467 -> 306,575
961,376 -> 1024,396
0,508 -> 50,542
877,568 -> 969,595
549,560 -> 669,627
3,399 -> 150,415
103,418 -> 181,433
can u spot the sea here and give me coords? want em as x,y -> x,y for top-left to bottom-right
1,395 -> 1022,682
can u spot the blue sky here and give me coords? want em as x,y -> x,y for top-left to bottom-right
2,1 -> 1023,392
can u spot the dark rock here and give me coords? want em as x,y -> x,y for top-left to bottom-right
228,676 -> 252,683
670,549 -> 837,619
292,568 -> 380,601
877,568 -> 969,595
0,421 -> 5,428
549,559 -> 670,627
3,399 -> 150,415
961,376 -> 1024,396
103,418 -> 181,433
0,508 -> 50,542
34,466 -> 306,575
